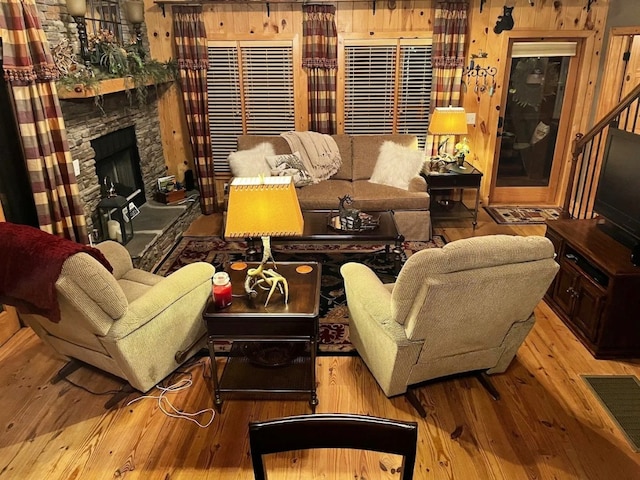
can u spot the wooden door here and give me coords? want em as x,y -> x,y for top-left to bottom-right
0,201 -> 22,346
490,39 -> 581,206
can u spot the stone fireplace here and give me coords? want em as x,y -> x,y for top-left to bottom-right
37,2 -> 200,270
59,90 -> 199,270
60,90 -> 167,226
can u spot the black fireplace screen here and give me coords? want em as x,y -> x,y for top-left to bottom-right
92,126 -> 146,207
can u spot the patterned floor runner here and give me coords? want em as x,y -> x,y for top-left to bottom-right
155,235 -> 446,354
484,206 -> 562,224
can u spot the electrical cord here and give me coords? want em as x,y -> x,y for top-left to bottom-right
126,378 -> 215,428
56,364 -> 126,396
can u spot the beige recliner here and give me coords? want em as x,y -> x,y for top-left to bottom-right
340,235 -> 559,416
21,240 -> 215,407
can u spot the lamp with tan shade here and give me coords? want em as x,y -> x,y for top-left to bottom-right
224,176 -> 304,306
428,106 -> 468,162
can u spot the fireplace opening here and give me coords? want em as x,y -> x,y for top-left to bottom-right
92,126 -> 146,207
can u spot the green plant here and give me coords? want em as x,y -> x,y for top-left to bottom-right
56,29 -> 177,108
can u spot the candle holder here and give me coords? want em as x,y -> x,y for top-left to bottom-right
125,0 -> 146,60
98,195 -> 134,245
66,0 -> 92,69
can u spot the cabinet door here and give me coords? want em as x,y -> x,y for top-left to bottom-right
552,262 -> 579,318
572,276 -> 606,342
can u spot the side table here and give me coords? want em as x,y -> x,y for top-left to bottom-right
203,261 -> 321,413
422,161 -> 483,228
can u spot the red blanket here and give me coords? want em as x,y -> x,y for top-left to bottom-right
0,222 -> 113,323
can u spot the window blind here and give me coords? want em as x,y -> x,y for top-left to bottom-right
207,42 -> 295,174
344,40 -> 433,149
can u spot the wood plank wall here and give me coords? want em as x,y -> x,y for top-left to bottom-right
144,0 -> 609,206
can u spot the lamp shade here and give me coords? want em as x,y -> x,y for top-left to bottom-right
225,176 -> 304,238
124,0 -> 145,24
428,107 -> 468,135
66,0 -> 87,17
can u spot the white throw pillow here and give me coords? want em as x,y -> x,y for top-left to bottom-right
227,143 -> 275,177
369,141 -> 425,190
265,152 -> 313,187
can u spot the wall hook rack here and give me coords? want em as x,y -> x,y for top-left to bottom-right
462,51 -> 497,96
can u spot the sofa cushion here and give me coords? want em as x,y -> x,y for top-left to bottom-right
331,134 -> 353,181
352,135 -> 419,180
228,142 -> 274,177
353,181 -> 430,211
370,141 -> 425,190
295,180 -> 354,210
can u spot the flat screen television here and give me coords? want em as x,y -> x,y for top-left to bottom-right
593,127 -> 640,250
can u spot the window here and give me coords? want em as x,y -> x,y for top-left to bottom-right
86,0 -> 125,42
344,39 -> 432,149
207,41 -> 295,174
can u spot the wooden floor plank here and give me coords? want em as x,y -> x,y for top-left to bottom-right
2,212 -> 640,479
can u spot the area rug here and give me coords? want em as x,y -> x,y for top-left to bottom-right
155,235 -> 446,354
484,206 -> 562,225
582,375 -> 640,452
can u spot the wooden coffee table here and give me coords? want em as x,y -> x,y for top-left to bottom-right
267,210 -> 405,273
203,261 -> 321,413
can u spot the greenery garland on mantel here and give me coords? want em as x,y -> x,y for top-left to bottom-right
53,30 -> 177,109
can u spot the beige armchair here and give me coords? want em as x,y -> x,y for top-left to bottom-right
21,240 -> 215,407
340,235 -> 559,417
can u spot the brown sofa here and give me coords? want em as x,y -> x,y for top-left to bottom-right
236,134 -> 431,240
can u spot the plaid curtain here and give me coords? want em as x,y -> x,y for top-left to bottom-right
426,1 -> 468,156
0,0 -> 87,242
173,6 -> 217,214
302,4 -> 337,134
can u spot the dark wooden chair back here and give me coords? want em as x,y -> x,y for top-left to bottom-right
248,413 -> 418,480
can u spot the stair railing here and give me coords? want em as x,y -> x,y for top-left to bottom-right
563,82 -> 640,219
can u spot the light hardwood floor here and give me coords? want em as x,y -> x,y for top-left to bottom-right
1,210 -> 639,479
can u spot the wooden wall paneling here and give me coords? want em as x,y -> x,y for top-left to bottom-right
595,27 -> 640,122
145,0 -> 193,178
621,35 -> 640,99
203,3 -> 229,35
291,34 -> 308,130
463,0 -> 509,204
335,1 -> 354,33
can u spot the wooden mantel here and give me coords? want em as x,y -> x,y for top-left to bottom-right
57,77 -> 169,100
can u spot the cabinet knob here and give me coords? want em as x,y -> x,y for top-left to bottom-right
566,286 -> 579,298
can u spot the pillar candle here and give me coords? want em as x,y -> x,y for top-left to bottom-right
107,219 -> 119,241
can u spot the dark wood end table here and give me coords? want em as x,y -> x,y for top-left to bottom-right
422,162 -> 483,228
203,261 -> 321,413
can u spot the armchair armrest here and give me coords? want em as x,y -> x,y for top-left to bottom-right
341,262 -> 410,343
105,262 -> 215,340
96,241 -> 134,279
407,175 -> 426,192
340,262 -> 393,323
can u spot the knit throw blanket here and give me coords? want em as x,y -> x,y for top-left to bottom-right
281,131 -> 342,183
0,222 -> 113,323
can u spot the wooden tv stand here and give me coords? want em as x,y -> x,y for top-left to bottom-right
544,218 -> 640,358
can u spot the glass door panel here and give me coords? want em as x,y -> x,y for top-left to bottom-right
497,55 -> 570,187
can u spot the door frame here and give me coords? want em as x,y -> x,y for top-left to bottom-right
487,30 -> 594,207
